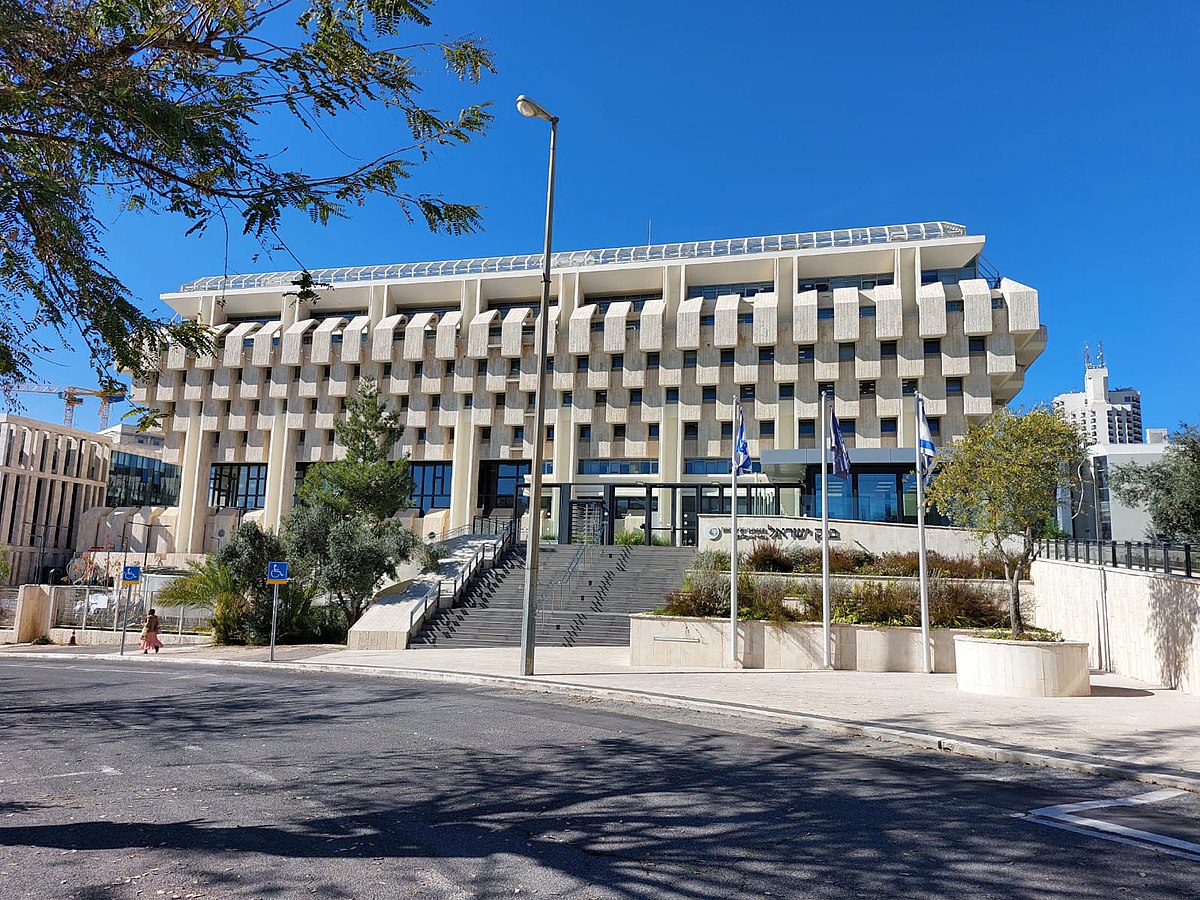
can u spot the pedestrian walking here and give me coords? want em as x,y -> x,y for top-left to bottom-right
140,608 -> 163,654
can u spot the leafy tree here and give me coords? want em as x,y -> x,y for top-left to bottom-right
214,521 -> 315,643
1110,424 -> 1200,542
925,406 -> 1085,636
0,548 -> 10,581
0,0 -> 494,388
298,378 -> 412,520
286,378 -> 420,626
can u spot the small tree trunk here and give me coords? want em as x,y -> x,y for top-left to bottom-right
1008,569 -> 1025,637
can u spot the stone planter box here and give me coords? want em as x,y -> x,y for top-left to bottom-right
953,635 -> 1091,697
630,615 -> 968,672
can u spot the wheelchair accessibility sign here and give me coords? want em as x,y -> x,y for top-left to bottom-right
121,565 -> 141,585
266,561 -> 289,585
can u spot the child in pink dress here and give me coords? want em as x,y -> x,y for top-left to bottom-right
140,608 -> 163,654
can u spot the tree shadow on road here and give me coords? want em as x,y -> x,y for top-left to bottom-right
1,672 -> 1198,899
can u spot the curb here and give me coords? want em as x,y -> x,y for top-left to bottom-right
8,650 -> 1200,794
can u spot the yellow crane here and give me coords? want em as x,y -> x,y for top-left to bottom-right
12,384 -> 127,429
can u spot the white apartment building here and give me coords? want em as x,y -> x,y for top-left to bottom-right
1054,346 -> 1143,446
0,414 -> 111,584
101,220 -> 1044,553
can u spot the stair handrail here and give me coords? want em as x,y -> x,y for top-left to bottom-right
535,541 -> 591,619
407,518 -> 518,636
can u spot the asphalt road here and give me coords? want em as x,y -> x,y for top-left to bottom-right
0,659 -> 1196,899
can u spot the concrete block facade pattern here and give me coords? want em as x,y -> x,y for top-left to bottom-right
122,222 -> 1044,554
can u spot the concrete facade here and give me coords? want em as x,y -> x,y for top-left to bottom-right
0,415 -> 111,584
1031,558 -> 1200,694
117,221 -> 1044,553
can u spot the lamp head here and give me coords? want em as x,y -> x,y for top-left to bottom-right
516,95 -> 557,123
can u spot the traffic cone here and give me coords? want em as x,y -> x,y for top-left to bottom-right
68,630 -> 77,646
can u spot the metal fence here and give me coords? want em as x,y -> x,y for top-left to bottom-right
50,586 -> 212,634
1040,539 -> 1196,579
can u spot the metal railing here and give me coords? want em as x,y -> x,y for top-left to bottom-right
535,542 -> 591,621
407,518 -> 518,637
1040,539 -> 1196,579
179,221 -> 970,292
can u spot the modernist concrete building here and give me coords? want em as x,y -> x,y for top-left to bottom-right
111,220 -> 1044,553
0,414 -> 111,584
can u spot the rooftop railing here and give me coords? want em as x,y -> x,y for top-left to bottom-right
178,221 -> 970,293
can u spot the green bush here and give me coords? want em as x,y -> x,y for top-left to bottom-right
744,541 -> 793,572
31,635 -> 54,645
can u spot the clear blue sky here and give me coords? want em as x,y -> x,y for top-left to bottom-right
21,0 -> 1199,433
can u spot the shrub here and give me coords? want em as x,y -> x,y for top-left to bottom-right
614,529 -> 645,546
31,635 -> 54,645
744,541 -> 793,573
692,549 -> 730,571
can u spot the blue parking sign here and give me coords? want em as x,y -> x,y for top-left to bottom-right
266,561 -> 289,584
121,565 -> 141,585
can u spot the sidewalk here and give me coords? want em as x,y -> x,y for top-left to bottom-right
6,641 -> 1199,790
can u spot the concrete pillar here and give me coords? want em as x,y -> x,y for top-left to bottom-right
175,401 -> 210,553
15,584 -> 51,642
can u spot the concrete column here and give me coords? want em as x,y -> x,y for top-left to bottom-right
175,401 -> 210,553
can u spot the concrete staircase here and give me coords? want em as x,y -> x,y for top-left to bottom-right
409,543 -> 696,648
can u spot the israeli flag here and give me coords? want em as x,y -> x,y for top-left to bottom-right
734,400 -> 753,474
917,396 -> 938,478
830,412 -> 851,479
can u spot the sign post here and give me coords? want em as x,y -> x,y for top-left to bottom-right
266,561 -> 289,662
119,565 -> 141,656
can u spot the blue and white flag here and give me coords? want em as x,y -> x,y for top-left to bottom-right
733,400 -> 753,474
917,397 -> 938,479
830,412 -> 851,479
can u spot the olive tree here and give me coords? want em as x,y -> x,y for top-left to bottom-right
925,406 -> 1085,636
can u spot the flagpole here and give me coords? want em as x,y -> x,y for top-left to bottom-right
820,390 -> 831,668
916,392 -> 932,674
729,399 -> 739,667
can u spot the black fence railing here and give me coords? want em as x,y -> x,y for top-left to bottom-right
1040,539 -> 1196,579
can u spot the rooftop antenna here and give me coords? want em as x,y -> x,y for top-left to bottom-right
1084,343 -> 1091,369
1097,339 -> 1105,368
647,217 -> 653,247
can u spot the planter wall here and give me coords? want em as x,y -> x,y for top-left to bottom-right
630,615 -> 968,672
953,635 -> 1090,697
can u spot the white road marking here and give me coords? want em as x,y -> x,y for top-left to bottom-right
1023,789 -> 1200,859
3,766 -> 122,783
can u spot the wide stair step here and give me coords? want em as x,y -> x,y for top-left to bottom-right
409,543 -> 695,648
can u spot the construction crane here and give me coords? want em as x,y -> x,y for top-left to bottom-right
12,384 -> 127,429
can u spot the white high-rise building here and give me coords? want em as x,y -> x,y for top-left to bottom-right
76,220 -> 1047,554
1054,345 -> 1143,446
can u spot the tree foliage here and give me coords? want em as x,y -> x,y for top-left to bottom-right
0,0 -> 494,388
286,378 -> 420,626
213,521 -> 319,642
297,377 -> 412,520
925,406 -> 1085,636
1110,424 -> 1200,542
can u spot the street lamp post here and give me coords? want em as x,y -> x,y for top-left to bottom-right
516,94 -> 558,677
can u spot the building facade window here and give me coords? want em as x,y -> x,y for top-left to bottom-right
946,377 -> 964,395
577,458 -> 659,475
410,462 -> 453,514
208,463 -> 268,511
881,341 -> 897,359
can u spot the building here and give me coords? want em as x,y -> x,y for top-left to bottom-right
1054,352 -> 1169,542
1054,344 -> 1143,446
100,220 -> 1044,553
0,414 -> 111,584
99,424 -> 182,509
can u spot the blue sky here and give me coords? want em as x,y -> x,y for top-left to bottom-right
21,0 -> 1199,432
